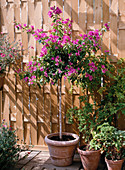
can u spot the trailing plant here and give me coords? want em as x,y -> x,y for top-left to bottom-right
15,6 -> 109,140
90,122 -> 125,160
0,33 -> 22,74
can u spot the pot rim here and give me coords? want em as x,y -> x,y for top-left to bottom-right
105,157 -> 124,163
77,146 -> 101,155
45,132 -> 79,146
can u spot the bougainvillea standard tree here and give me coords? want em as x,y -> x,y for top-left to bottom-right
15,6 -> 109,140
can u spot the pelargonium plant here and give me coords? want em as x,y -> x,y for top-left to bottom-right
0,33 -> 22,74
90,122 -> 125,160
15,6 -> 110,140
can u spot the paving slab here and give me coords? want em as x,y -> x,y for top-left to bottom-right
17,151 -> 82,170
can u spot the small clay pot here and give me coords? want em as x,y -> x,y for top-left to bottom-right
0,73 -> 5,90
77,146 -> 101,170
105,157 -> 124,170
45,132 -> 79,167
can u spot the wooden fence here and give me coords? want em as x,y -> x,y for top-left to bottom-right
0,0 -> 125,148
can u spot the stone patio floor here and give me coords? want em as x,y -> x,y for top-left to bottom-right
15,150 -> 125,170
16,150 -> 82,170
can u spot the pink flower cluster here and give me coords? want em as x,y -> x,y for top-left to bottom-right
48,6 -> 62,18
85,73 -> 93,81
101,65 -> 107,73
1,53 -> 5,58
104,23 -> 109,31
88,62 -> 97,72
28,75 -> 36,85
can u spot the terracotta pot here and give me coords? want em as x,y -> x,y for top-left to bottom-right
45,132 -> 79,167
0,73 -> 5,90
77,146 -> 101,170
105,157 -> 124,170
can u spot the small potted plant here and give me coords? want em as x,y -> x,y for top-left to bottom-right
91,122 -> 125,170
15,6 -> 110,167
67,101 -> 102,170
0,33 -> 22,89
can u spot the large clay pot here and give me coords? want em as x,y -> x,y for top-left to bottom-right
77,146 -> 101,170
0,73 -> 5,90
105,157 -> 124,170
45,132 -> 79,167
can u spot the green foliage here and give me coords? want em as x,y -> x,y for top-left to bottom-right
90,123 -> 125,160
99,58 -> 125,125
67,101 -> 97,144
67,58 -> 125,151
0,121 -> 21,169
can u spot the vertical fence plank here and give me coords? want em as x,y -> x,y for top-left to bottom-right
37,87 -> 44,145
118,1 -> 125,59
110,0 -> 118,61
23,81 -> 30,145
73,85 -> 80,135
94,0 -> 102,113
3,76 -> 9,125
61,78 -> 65,132
44,85 -> 51,145
102,0 -> 110,53
14,0 -> 21,46
72,0 -> 79,40
16,92 -> 23,143
65,79 -> 72,132
21,0 -> 30,145
0,0 -> 8,34
64,0 -> 71,20
42,0 -> 49,31
94,0 -> 102,29
51,84 -> 58,133
30,93 -> 37,145
79,0 -> 86,34
28,0 -> 36,146
8,68 -> 16,128
16,76 -> 23,143
71,0 -> 78,31
28,0 -> 35,60
49,0 -> 56,29
56,0 -> 63,18
21,0 -> 28,59
14,3 -> 22,138
7,1 -> 14,41
34,0 -> 42,56
8,0 -> 16,128
86,0 -> 94,31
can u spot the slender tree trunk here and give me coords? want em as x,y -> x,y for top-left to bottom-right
59,78 -> 62,140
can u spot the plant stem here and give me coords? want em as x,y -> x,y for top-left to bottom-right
59,78 -> 62,140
